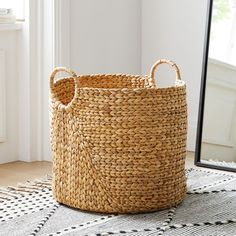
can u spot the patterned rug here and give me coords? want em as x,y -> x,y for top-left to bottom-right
0,168 -> 236,236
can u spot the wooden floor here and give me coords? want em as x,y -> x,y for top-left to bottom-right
0,161 -> 52,187
0,152 -> 230,187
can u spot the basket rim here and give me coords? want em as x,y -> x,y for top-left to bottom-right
51,75 -> 186,111
53,75 -> 186,91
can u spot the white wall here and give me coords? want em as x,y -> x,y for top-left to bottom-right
0,1 -> 55,164
18,0 -> 55,163
142,0 -> 208,151
70,0 -> 141,75
0,30 -> 20,164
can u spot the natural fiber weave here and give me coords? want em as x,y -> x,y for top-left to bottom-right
49,59 -> 188,213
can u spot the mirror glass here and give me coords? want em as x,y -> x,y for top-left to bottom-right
196,0 -> 236,171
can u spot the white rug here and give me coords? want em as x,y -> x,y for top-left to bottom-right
0,168 -> 236,236
202,159 -> 236,169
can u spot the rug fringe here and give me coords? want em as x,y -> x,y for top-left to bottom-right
0,175 -> 52,203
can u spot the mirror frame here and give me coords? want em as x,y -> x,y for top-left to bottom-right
194,0 -> 236,173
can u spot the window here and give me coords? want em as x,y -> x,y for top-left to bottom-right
0,0 -> 25,21
209,0 -> 236,66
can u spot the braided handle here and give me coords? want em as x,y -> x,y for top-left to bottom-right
50,67 -> 78,90
150,59 -> 181,85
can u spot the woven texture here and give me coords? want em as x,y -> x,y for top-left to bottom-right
49,59 -> 188,213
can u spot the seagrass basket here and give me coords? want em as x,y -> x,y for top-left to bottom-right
50,59 -> 187,213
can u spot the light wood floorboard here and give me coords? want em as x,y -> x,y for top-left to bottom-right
0,161 -> 52,187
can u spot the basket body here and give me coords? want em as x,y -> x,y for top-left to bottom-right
50,68 -> 187,213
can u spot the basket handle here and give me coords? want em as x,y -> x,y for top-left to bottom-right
50,67 -> 78,90
150,59 -> 181,84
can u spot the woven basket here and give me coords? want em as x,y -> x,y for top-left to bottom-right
50,59 -> 187,213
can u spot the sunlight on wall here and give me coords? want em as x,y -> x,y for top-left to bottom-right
209,0 -> 236,66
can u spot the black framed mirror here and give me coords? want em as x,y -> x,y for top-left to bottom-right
195,0 -> 236,172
